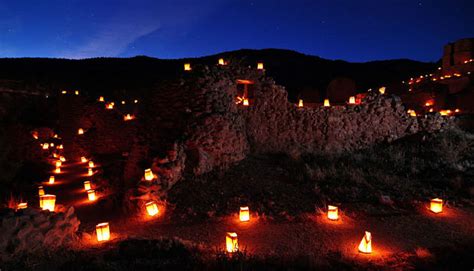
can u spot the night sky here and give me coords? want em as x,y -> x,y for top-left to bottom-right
0,0 -> 473,62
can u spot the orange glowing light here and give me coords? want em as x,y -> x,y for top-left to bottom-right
123,114 -> 135,121
348,96 -> 356,104
88,161 -> 95,168
184,63 -> 192,71
430,198 -> 443,213
378,87 -> 386,94
144,168 -> 154,181
96,222 -> 110,242
439,110 -> 452,116
40,195 -> 56,212
455,109 -> 460,113
55,161 -> 62,168
218,58 -> 226,65
48,176 -> 55,184
58,144 -> 63,149
61,90 -> 67,94
38,186 -> 45,196
55,167 -> 61,174
323,99 -> 330,107
243,98 -> 249,106
134,99 -> 138,103
87,190 -> 96,201
81,156 -> 88,163
78,128 -> 84,135
106,102 -> 115,109
50,143 -> 55,147
297,99 -> 304,107
75,90 -> 79,95
121,100 -> 125,105
358,231 -> 372,254
407,109 -> 417,117
84,181 -> 92,191
60,156 -> 66,162
88,168 -> 94,176
327,205 -> 339,220
17,202 -> 27,210
42,143 -> 49,150
32,131 -> 39,139
257,62 -> 264,70
226,232 -> 238,253
145,201 -> 159,216
99,96 -> 105,102
239,206 -> 250,222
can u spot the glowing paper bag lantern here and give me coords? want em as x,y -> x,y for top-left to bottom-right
430,198 -> 443,213
144,168 -> 154,181
106,102 -> 114,109
324,99 -> 330,107
298,99 -> 304,107
239,206 -> 250,222
58,144 -> 64,149
38,186 -> 45,196
226,232 -> 239,253
55,167 -> 61,174
60,156 -> 66,162
146,201 -> 159,216
87,190 -> 96,201
257,62 -> 264,70
96,222 -> 110,242
17,202 -> 28,210
55,160 -> 62,167
184,63 -> 192,71
327,205 -> 339,221
75,90 -> 79,95
78,128 -> 84,135
123,114 -> 135,121
40,195 -> 56,212
243,98 -> 249,106
99,96 -> 105,102
358,231 -> 372,254
378,87 -> 386,94
84,181 -> 92,191
88,168 -> 94,176
49,176 -> 55,184
42,143 -> 49,150
81,156 -> 88,163
88,161 -> 95,168
348,96 -> 356,104
218,58 -> 225,65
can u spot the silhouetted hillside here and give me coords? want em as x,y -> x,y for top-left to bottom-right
0,49 -> 437,101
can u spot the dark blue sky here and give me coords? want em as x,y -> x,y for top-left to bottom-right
0,0 -> 473,62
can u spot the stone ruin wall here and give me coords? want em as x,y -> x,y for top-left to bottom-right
183,67 -> 453,176
52,65 -> 453,208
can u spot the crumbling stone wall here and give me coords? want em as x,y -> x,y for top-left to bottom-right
180,65 -> 453,174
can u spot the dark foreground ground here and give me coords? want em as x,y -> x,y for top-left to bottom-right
1,129 -> 473,270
